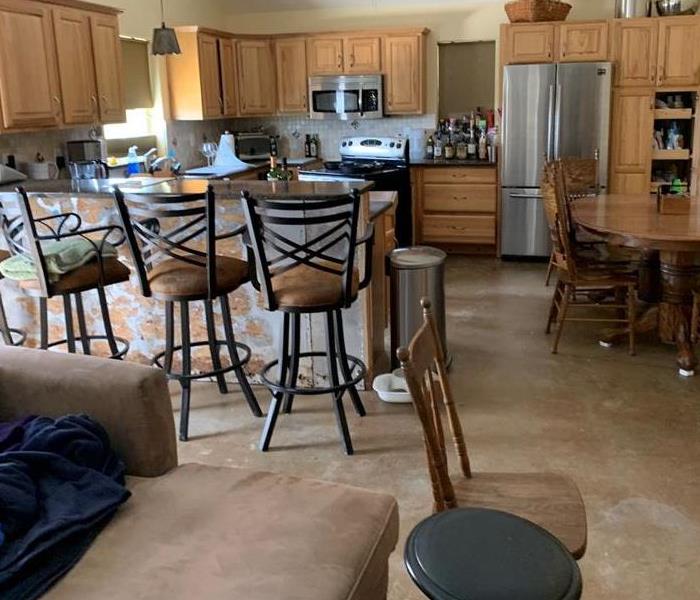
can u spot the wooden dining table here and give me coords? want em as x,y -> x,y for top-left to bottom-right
572,193 -> 700,376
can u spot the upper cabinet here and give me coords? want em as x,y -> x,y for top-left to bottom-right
307,37 -> 344,75
502,23 -> 555,64
167,29 -> 239,120
90,13 -> 125,123
613,16 -> 700,87
383,33 -> 426,115
275,37 -> 308,113
558,22 -> 608,62
0,0 -> 124,131
237,39 -> 276,116
52,6 -> 97,125
0,0 -> 61,129
344,36 -> 381,73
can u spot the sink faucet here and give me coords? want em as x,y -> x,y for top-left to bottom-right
149,156 -> 182,176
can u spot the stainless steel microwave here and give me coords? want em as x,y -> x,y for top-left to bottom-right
309,75 -> 383,120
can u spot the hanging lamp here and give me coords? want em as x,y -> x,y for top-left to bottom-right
152,0 -> 181,55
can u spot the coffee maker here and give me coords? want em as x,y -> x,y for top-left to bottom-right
66,140 -> 107,180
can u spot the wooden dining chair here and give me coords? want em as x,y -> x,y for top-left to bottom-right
545,161 -> 638,355
398,298 -> 588,559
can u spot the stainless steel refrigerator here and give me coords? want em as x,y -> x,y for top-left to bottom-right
500,62 -> 612,257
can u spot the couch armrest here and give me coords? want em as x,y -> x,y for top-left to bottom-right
0,347 -> 177,477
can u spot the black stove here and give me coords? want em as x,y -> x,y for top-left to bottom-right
299,136 -> 413,246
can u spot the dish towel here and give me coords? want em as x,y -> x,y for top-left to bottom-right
0,238 -> 118,283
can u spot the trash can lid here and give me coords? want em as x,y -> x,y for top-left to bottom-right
389,246 -> 447,270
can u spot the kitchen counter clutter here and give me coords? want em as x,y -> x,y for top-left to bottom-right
411,159 -> 497,167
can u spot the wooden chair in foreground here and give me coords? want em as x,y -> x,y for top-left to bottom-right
545,161 -> 638,355
398,298 -> 588,559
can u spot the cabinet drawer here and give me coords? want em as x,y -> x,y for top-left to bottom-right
422,167 -> 497,185
423,215 -> 496,244
423,184 -> 496,213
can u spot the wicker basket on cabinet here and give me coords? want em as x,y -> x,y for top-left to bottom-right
505,0 -> 572,22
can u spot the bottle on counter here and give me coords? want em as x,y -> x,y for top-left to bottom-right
456,134 -> 468,160
267,155 -> 279,181
467,129 -> 477,160
425,135 -> 435,159
304,134 -> 312,158
267,156 -> 293,181
433,133 -> 444,159
478,129 -> 488,161
444,136 -> 455,160
310,135 -> 319,158
127,145 -> 140,176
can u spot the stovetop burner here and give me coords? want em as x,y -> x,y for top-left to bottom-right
323,160 -> 391,175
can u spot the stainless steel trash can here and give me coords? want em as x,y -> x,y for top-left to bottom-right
389,246 -> 450,368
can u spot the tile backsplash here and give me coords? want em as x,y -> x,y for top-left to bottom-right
0,113 -> 437,175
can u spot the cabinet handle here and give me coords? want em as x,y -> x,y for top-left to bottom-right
90,95 -> 98,117
337,54 -> 343,69
651,66 -> 656,83
659,64 -> 665,83
350,53 -> 355,67
52,95 -> 61,116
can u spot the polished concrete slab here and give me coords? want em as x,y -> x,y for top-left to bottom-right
176,256 -> 700,600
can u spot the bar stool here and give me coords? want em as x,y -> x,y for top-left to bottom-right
113,185 -> 262,442
0,250 -> 25,346
4,188 -> 128,357
241,190 -> 374,455
405,508 -> 582,600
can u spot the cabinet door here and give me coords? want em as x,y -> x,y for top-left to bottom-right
657,16 -> 700,87
344,36 -> 381,73
218,37 -> 238,117
307,37 -> 343,75
52,7 -> 96,125
237,39 -> 276,116
0,0 -> 61,129
90,13 -> 125,123
610,89 -> 653,191
198,33 -> 222,118
613,19 -> 658,87
275,37 -> 308,113
504,24 -> 555,64
558,22 -> 608,62
383,35 -> 424,115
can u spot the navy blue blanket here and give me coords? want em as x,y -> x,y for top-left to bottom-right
0,415 -> 130,599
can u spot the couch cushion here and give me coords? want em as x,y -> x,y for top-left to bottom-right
45,463 -> 399,600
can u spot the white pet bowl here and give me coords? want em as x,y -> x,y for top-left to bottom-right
372,373 -> 412,404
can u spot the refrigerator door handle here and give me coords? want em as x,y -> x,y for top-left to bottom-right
546,85 -> 555,161
553,84 -> 562,159
510,193 -> 544,199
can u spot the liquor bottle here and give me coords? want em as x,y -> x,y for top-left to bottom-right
433,132 -> 444,159
444,135 -> 455,160
310,135 -> 319,158
280,158 -> 292,181
425,135 -> 435,159
304,135 -> 312,158
478,129 -> 488,161
467,128 -> 477,160
456,133 -> 468,160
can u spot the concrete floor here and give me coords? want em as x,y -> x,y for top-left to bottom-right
176,256 -> 700,600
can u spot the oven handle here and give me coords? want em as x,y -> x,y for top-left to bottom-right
359,83 -> 364,117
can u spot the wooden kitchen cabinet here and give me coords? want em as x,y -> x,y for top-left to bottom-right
609,88 -> 654,193
344,36 -> 381,73
383,34 -> 425,115
0,0 -> 61,129
219,37 -> 238,117
198,33 -> 224,118
613,19 -> 658,87
307,37 -> 344,75
502,23 -> 555,64
237,39 -> 276,115
52,6 -> 97,125
558,21 -> 608,62
275,37 -> 308,113
657,16 -> 700,87
414,166 -> 498,252
90,13 -> 125,123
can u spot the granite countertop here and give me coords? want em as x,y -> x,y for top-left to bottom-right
411,158 -> 497,167
0,177 -> 374,200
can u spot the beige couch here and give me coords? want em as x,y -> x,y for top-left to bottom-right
0,347 -> 399,600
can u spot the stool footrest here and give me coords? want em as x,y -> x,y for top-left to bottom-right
153,340 -> 252,382
46,335 -> 129,359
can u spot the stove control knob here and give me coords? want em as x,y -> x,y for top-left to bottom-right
397,143 -> 402,149
390,142 -> 395,148
348,141 -> 353,146
341,141 -> 347,147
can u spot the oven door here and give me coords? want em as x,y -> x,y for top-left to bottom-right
309,75 -> 383,120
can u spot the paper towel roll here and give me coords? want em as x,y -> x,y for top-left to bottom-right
214,133 -> 254,169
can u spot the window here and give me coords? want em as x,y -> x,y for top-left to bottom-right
438,41 -> 496,118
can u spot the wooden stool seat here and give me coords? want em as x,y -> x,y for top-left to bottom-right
405,508 -> 582,600
148,256 -> 249,301
272,263 -> 359,310
452,472 -> 587,559
19,257 -> 130,297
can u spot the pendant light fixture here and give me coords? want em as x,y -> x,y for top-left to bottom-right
152,0 -> 181,55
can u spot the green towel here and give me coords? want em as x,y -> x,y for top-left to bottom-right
0,239 -> 118,283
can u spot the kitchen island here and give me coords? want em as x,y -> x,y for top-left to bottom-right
0,179 -> 395,385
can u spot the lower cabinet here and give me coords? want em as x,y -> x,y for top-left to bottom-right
413,165 -> 498,253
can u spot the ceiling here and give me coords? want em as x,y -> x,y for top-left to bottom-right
223,0 -> 499,13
